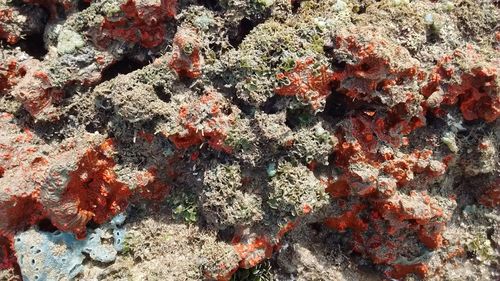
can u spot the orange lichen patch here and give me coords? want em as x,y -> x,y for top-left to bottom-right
418,223 -> 444,249
169,130 -> 204,149
362,235 -> 398,264
99,0 -> 176,48
386,263 -> 429,279
0,9 -> 19,44
169,27 -> 203,78
324,162 -> 451,271
232,235 -> 273,269
333,136 -> 367,167
382,150 -> 446,186
423,48 -> 500,122
334,126 -> 447,197
0,60 -> 26,93
275,57 -> 333,112
324,204 -> 367,232
169,91 -> 235,153
373,108 -> 425,148
445,246 -> 465,260
54,139 -> 131,237
479,179 -> 500,207
331,28 -> 421,106
203,260 -> 240,281
328,105 -> 451,271
375,192 -> 448,250
339,112 -> 425,163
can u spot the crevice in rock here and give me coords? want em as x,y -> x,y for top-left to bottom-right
261,95 -> 283,115
217,227 -> 235,242
228,18 -> 256,48
285,107 -> 313,130
154,85 -> 171,103
77,0 -> 91,11
37,219 -> 58,233
17,33 -> 48,59
197,0 -> 222,11
101,57 -> 147,82
291,0 -> 302,13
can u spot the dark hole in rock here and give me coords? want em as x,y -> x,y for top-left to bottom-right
261,95 -> 282,114
37,218 -> 58,232
232,96 -> 254,116
360,63 -> 371,71
217,226 -> 235,242
426,28 -> 440,44
486,227 -> 494,240
78,0 -> 91,11
101,57 -> 147,82
332,59 -> 347,70
308,222 -> 324,234
154,85 -> 171,103
55,3 -> 67,19
322,86 -> 350,120
86,220 -> 100,230
198,0 -> 221,10
85,122 -> 102,134
425,109 -> 446,129
466,250 -> 476,259
229,18 -> 256,47
18,33 -> 48,59
285,107 -> 312,130
356,4 -> 367,14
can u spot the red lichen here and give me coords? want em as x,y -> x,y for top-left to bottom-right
331,27 -> 422,106
232,234 -> 273,269
99,0 -> 176,48
169,27 -> 203,78
324,203 -> 368,232
51,139 -> 131,237
275,57 -> 333,111
386,263 -> 429,279
423,47 -> 500,122
168,91 -> 235,153
325,178 -> 350,198
324,103 -> 451,278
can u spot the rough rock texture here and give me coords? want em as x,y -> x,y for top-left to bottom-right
0,0 -> 499,280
